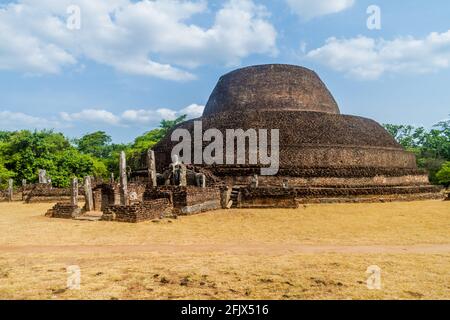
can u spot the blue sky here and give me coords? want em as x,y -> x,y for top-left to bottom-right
0,0 -> 449,143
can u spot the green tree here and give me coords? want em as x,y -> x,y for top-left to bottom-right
0,130 -> 106,187
433,119 -> 450,160
0,131 -> 13,143
159,115 -> 187,135
0,115 -> 189,187
74,131 -> 113,158
102,143 -> 131,178
47,149 -> 108,187
123,115 -> 188,173
436,162 -> 450,187
383,124 -> 425,150
131,129 -> 164,154
129,115 -> 187,154
0,162 -> 14,189
384,117 -> 450,185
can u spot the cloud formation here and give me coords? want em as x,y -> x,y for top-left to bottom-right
0,0 -> 277,80
0,111 -> 62,130
60,109 -> 122,125
0,103 -> 204,131
60,104 -> 205,127
286,0 -> 354,19
306,31 -> 450,79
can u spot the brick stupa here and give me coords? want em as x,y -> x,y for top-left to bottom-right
145,64 -> 442,203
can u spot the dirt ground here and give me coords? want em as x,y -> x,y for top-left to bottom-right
0,200 -> 449,300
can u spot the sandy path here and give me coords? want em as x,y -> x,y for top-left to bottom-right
1,243 -> 450,255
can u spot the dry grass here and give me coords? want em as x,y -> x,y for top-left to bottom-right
0,201 -> 449,246
0,201 -> 449,300
0,253 -> 449,300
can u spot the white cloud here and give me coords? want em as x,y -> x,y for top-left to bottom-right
0,111 -> 61,129
0,0 -> 277,80
57,104 -> 204,127
179,104 -> 205,118
0,103 -> 203,133
60,109 -> 121,125
306,30 -> 450,79
156,108 -> 178,121
121,109 -> 158,124
286,0 -> 354,19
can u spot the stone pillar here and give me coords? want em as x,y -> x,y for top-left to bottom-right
119,151 -> 128,205
220,186 -> 229,209
71,178 -> 78,207
179,164 -> 187,187
7,179 -> 13,202
147,149 -> 157,187
21,179 -> 27,201
84,176 -> 94,212
195,173 -> 206,188
200,174 -> 206,188
113,187 -> 121,205
110,172 -> 115,184
38,169 -> 48,184
251,174 -> 259,188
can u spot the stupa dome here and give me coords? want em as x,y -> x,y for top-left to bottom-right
203,64 -> 340,116
150,64 -> 434,197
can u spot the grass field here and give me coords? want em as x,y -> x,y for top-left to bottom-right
0,201 -> 449,300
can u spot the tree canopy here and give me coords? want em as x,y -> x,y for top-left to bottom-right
0,116 -> 187,188
383,117 -> 450,185
0,130 -> 106,187
1,114 -> 448,188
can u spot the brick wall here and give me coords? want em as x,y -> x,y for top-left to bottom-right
128,183 -> 147,203
0,189 -> 23,202
46,203 -> 81,219
24,184 -> 84,203
102,199 -> 172,223
238,185 -> 444,207
185,187 -> 221,206
0,190 -> 9,202
144,186 -> 220,206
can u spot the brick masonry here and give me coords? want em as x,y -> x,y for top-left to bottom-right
45,183 -> 221,223
146,64 -> 444,203
203,64 -> 340,116
144,186 -> 221,215
46,203 -> 82,219
237,185 -> 444,208
24,184 -> 85,203
102,198 -> 172,223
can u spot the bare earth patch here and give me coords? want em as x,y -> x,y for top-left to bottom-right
0,201 -> 449,299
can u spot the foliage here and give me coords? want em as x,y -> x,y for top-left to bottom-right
130,115 -> 187,154
0,115 -> 188,188
6,113 -> 447,188
69,115 -> 187,178
74,131 -> 112,158
384,117 -> 450,185
436,162 -> 450,187
0,162 -> 14,188
159,115 -> 187,135
0,130 -> 107,188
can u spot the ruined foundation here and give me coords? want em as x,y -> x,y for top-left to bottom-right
45,64 -> 444,223
151,64 -> 443,203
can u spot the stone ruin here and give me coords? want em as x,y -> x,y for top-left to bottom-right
3,64 -> 445,222
149,64 -> 444,208
0,170 -> 82,203
47,150 -> 221,223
